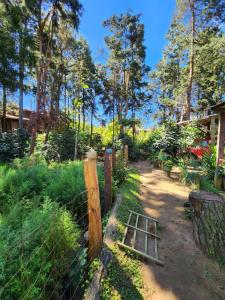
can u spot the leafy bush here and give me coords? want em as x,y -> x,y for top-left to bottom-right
178,122 -> 205,151
199,176 -> 219,193
164,159 -> 174,170
42,129 -> 91,162
120,134 -> 141,161
0,157 -> 104,213
0,157 -> 106,299
113,152 -> 128,186
0,129 -> 30,163
201,147 -> 216,179
178,158 -> 189,184
0,199 -> 81,300
152,121 -> 180,157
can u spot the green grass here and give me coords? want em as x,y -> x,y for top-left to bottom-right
115,168 -> 142,239
100,168 -> 145,300
0,157 -> 104,299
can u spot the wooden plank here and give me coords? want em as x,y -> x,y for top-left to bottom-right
118,242 -> 164,266
145,218 -> 148,254
129,210 -> 159,223
124,223 -> 160,239
122,212 -> 132,244
132,214 -> 139,248
216,112 -> 225,166
84,150 -> 102,261
154,222 -> 158,260
104,151 -> 112,213
210,115 -> 216,146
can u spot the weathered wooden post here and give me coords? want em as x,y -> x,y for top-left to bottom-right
210,115 -> 216,146
211,102 -> 225,189
84,149 -> 102,260
216,112 -> 225,167
123,144 -> 128,166
104,148 -> 112,213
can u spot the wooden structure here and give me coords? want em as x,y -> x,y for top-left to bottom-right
0,109 -> 45,132
104,148 -> 112,213
118,210 -> 164,266
0,113 -> 30,131
211,102 -> 225,167
84,149 -> 103,260
177,113 -> 219,145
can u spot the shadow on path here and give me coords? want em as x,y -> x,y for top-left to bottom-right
131,161 -> 225,300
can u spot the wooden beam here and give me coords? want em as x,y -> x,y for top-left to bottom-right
129,210 -> 159,223
145,218 -> 148,254
210,115 -> 216,146
132,215 -> 139,248
104,150 -> 112,213
84,150 -> 102,260
118,242 -> 164,266
216,112 -> 225,166
122,212 -> 132,244
124,223 -> 160,239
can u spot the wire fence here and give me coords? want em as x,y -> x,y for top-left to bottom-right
0,149 -> 115,300
0,187 -> 99,300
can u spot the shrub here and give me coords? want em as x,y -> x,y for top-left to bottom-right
164,159 -> 174,170
0,158 -> 104,214
0,199 -> 81,300
120,134 -> 141,161
153,121 -> 180,157
0,129 -> 30,163
43,129 -> 91,162
178,158 -> 189,184
113,154 -> 128,186
178,122 -> 205,152
201,147 -> 216,179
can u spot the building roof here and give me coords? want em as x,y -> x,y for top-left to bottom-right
0,114 -> 30,121
177,114 -> 218,126
211,101 -> 225,112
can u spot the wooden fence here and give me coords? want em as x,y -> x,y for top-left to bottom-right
84,145 -> 127,260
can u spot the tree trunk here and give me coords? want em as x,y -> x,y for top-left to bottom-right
82,88 -> 85,130
2,85 -> 7,132
30,4 -> 42,154
184,0 -> 195,121
117,97 -> 124,137
189,191 -> 225,257
74,114 -> 78,160
112,97 -> 115,144
64,74 -> 67,115
82,104 -> 85,131
90,101 -> 94,145
78,107 -> 81,132
19,25 -> 25,130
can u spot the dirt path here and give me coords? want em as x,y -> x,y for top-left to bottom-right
133,161 -> 225,300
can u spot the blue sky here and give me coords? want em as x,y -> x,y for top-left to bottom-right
79,0 -> 176,68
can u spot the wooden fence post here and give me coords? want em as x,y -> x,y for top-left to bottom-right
104,148 -> 112,213
123,144 -> 128,166
84,149 -> 102,260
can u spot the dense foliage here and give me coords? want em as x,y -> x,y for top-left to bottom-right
0,129 -> 29,163
0,157 -> 104,299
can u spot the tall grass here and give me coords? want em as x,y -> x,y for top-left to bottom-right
0,156 -> 104,299
0,157 -> 104,213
